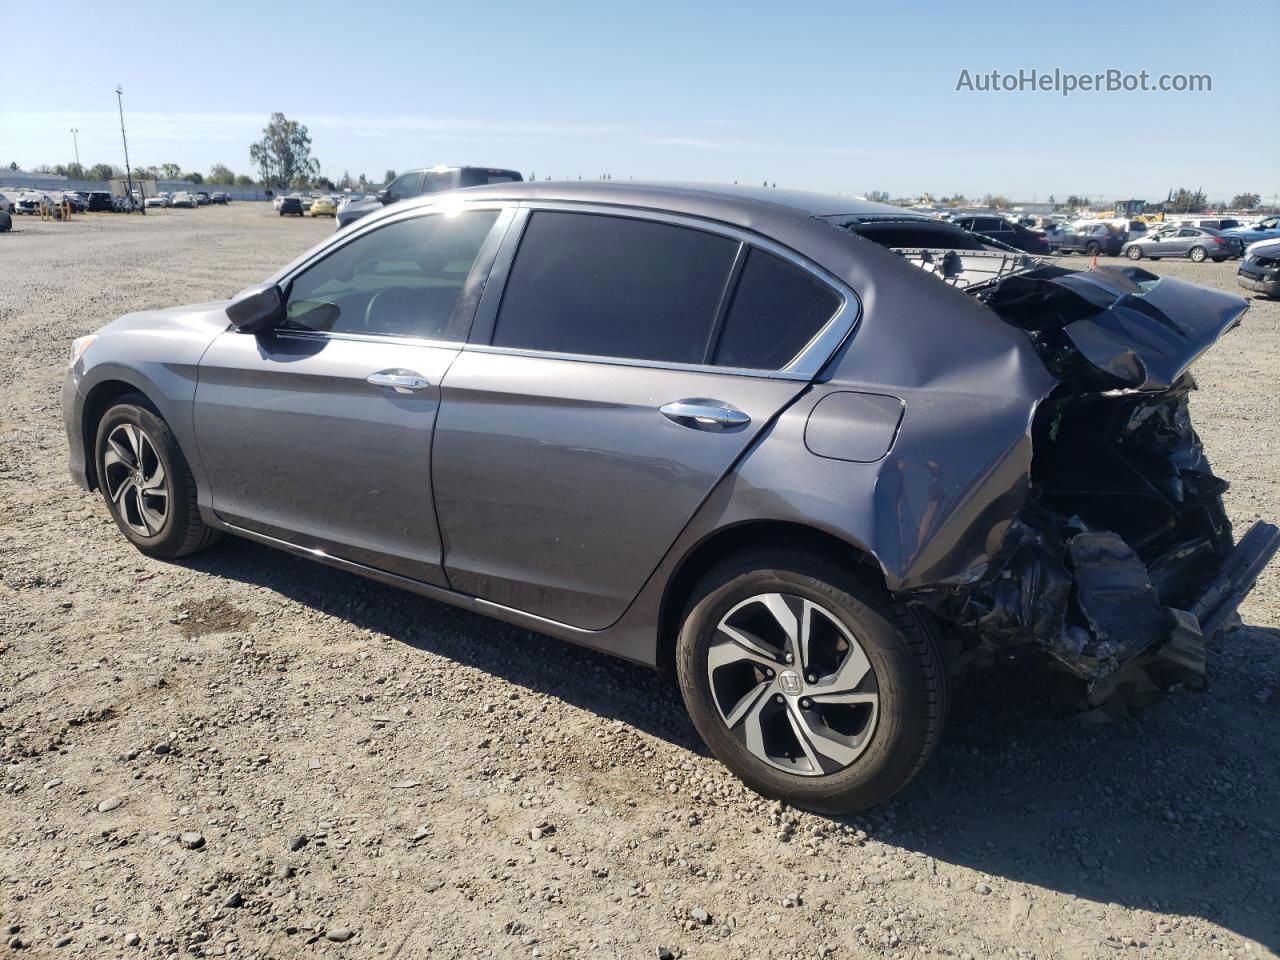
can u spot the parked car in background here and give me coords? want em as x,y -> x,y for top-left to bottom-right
335,165 -> 524,229
1223,215 -> 1280,246
1237,238 -> 1280,298
1051,222 -> 1124,257
144,196 -> 167,209
0,191 -> 14,213
309,196 -> 337,217
949,214 -> 1050,254
171,193 -> 196,209
60,193 -> 87,213
195,191 -> 211,206
211,192 -> 228,205
15,195 -> 41,215
0,209 -> 10,232
1122,226 -> 1243,262
87,191 -> 115,212
61,182 -> 1276,813
278,196 -> 304,217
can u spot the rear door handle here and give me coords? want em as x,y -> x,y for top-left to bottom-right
367,369 -> 430,394
660,399 -> 751,430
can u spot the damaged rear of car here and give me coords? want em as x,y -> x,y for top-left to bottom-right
837,213 -> 1279,715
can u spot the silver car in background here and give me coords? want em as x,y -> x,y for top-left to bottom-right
1123,225 -> 1244,262
62,182 -> 1278,812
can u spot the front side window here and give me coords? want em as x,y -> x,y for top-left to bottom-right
283,210 -> 500,339
713,249 -> 842,370
385,171 -> 423,203
492,211 -> 738,363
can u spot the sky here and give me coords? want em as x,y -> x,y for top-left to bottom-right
3,0 -> 1277,203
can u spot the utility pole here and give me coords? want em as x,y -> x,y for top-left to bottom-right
115,85 -> 143,214
70,128 -> 80,168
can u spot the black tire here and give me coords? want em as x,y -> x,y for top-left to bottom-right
1085,241 -> 1101,257
1126,245 -> 1143,260
94,395 -> 220,559
1189,246 -> 1208,263
676,547 -> 948,814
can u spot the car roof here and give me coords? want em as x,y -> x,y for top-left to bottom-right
398,179 -> 916,233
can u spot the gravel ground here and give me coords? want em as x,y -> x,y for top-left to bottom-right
1,205 -> 1278,960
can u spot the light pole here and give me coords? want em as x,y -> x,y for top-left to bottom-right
115,85 -> 142,214
70,128 -> 80,168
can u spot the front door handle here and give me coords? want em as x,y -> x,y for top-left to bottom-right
660,399 -> 751,430
367,369 -> 430,394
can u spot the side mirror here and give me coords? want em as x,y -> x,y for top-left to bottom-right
226,283 -> 285,333
377,189 -> 392,204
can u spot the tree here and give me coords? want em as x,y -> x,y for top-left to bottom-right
184,171 -> 205,184
208,163 -> 236,185
1231,193 -> 1261,210
88,163 -> 116,181
357,173 -> 369,190
383,169 -> 397,185
338,170 -> 353,190
865,190 -> 890,203
7,162 -> 16,171
249,112 -> 320,190
235,174 -> 256,187
1167,188 -> 1206,213
982,194 -> 1010,209
159,162 -> 182,180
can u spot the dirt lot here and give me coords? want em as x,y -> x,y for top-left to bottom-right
1,205 -> 1278,960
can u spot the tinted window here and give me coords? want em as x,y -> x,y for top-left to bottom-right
385,172 -> 423,202
421,170 -> 457,194
284,210 -> 499,339
492,211 -> 737,363
460,168 -> 522,187
713,249 -> 842,370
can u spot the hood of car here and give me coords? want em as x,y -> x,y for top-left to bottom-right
104,301 -> 232,342
336,198 -> 382,224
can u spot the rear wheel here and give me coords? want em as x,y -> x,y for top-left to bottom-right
1126,245 -> 1144,260
1189,246 -> 1208,262
95,396 -> 220,559
676,548 -> 948,814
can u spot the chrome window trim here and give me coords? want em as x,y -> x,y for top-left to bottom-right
473,200 -> 862,381
271,329 -> 467,351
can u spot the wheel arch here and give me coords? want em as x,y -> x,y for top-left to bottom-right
654,520 -> 886,680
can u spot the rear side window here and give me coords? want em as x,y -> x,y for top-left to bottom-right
713,249 -> 842,370
492,211 -> 738,363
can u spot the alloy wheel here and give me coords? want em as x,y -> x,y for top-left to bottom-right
102,423 -> 169,537
707,592 -> 879,777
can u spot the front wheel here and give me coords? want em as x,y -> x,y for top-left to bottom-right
676,548 -> 948,814
1085,241 -> 1101,257
1189,246 -> 1208,262
95,397 -> 220,559
1126,245 -> 1144,260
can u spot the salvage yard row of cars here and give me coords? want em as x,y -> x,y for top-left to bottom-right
0,188 -> 232,213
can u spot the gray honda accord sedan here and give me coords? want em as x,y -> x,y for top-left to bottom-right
63,182 -> 1278,812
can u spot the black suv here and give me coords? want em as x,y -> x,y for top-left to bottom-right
335,166 -> 523,230
950,214 -> 1050,254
